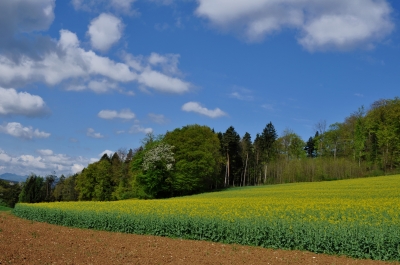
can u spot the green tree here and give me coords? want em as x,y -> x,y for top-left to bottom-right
19,174 -> 45,203
62,174 -> 79,201
164,124 -> 222,195
221,126 -> 243,187
240,132 -> 253,186
53,174 -> 65,201
136,141 -> 175,198
304,136 -> 316,158
0,180 -> 21,207
76,159 -> 112,201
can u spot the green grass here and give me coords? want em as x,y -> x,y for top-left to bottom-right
0,206 -> 12,212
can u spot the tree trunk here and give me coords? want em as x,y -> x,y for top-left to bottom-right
227,153 -> 230,187
263,164 -> 267,184
334,142 -> 337,160
243,152 -> 248,187
224,163 -> 228,187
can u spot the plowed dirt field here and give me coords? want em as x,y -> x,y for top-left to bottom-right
0,212 -> 398,265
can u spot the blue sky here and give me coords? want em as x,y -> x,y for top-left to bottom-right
0,0 -> 399,176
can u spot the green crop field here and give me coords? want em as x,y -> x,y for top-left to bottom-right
13,175 -> 400,261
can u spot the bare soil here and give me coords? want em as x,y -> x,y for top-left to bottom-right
0,212 -> 398,265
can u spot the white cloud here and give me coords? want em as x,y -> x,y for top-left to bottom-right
86,128 -> 104,138
87,79 -> 119,93
71,163 -> 84,174
138,70 -> 190,93
98,109 -> 136,120
88,13 -> 123,52
0,30 -> 137,88
262,104 -> 274,111
99,150 -> 114,157
0,0 -> 55,37
37,149 -> 53,156
148,53 -> 181,75
0,29 -> 191,94
0,87 -> 49,117
195,0 -> 394,51
72,0 -> 136,14
182,102 -> 227,118
111,0 -> 136,10
0,122 -> 50,139
148,113 -> 168,124
0,148 -> 91,176
129,125 -> 153,134
229,87 -> 254,101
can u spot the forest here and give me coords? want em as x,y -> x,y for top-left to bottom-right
15,97 -> 400,203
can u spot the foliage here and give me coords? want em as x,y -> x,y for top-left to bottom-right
18,175 -> 46,203
164,124 -> 222,195
0,179 -> 21,208
13,175 -> 400,261
42,96 -> 400,201
135,141 -> 175,198
75,159 -> 113,201
0,206 -> 12,211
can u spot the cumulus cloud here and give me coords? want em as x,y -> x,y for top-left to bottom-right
0,30 -> 136,88
148,113 -> 168,124
88,79 -> 119,93
98,109 -> 135,120
37,149 -> 53,156
0,28 -> 191,94
138,70 -> 190,93
0,148 -> 91,176
182,102 -> 227,118
88,13 -> 123,52
71,163 -> 84,174
0,0 -> 55,55
72,0 -> 136,14
0,1 -> 191,94
0,0 -> 54,34
148,53 -> 181,76
129,125 -> 153,134
195,0 -> 394,51
123,52 -> 191,93
0,87 -> 49,117
99,150 -> 114,158
0,122 -> 50,139
86,128 -> 104,138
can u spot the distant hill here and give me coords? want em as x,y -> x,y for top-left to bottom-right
0,173 -> 27,182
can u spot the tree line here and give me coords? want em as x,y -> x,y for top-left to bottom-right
14,97 -> 400,203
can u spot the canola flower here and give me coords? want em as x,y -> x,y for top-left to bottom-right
13,175 -> 400,261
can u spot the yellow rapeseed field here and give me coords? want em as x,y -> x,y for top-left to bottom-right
13,175 -> 400,261
26,175 -> 400,226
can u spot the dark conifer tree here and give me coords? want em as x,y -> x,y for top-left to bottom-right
305,136 -> 316,158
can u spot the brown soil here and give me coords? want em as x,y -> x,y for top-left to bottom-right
0,212 -> 398,265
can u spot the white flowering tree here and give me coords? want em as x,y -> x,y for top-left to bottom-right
142,143 -> 175,172
138,141 -> 175,198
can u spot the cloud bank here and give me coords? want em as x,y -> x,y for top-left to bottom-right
196,0 -> 394,51
0,148 -> 89,176
0,0 -> 191,94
